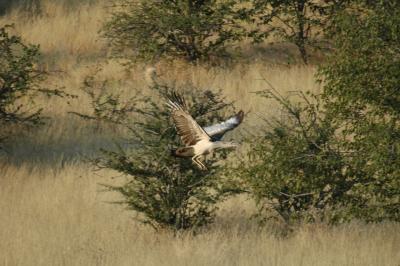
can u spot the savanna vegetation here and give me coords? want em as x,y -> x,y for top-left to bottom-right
0,25 -> 65,146
0,0 -> 399,265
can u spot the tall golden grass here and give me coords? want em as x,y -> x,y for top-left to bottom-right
1,1 -> 105,63
1,1 -> 399,265
1,163 -> 400,266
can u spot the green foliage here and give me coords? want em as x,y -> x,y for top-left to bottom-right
235,88 -> 356,224
0,25 -> 64,145
249,0 -> 348,64
77,70 -> 236,231
320,3 -> 400,221
103,0 -> 248,63
237,3 -> 400,225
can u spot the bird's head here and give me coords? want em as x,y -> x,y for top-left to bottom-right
217,141 -> 238,149
228,141 -> 239,147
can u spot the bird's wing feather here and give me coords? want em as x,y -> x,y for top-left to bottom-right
167,92 -> 210,146
204,110 -> 244,141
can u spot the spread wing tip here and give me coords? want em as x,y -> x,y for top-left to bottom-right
166,90 -> 187,111
169,90 -> 186,109
237,110 -> 244,124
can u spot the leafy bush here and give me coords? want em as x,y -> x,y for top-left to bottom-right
237,3 -> 400,225
234,88 -> 356,224
320,3 -> 400,221
103,0 -> 248,63
76,70 -> 237,231
0,26 -> 64,146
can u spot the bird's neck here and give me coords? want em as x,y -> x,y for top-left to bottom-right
213,141 -> 236,149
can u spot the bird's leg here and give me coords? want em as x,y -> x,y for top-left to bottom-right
192,156 -> 207,171
197,157 -> 207,171
201,155 -> 208,170
192,156 -> 203,170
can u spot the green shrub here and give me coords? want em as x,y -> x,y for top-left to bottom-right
75,70 -> 237,232
234,88 -> 356,224
103,0 -> 248,63
236,2 -> 400,225
0,25 -> 64,146
320,3 -> 400,221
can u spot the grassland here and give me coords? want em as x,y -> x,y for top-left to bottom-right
0,1 -> 399,265
2,163 -> 400,266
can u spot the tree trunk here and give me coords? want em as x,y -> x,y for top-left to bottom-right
295,0 -> 308,64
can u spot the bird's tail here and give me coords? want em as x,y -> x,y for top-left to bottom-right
170,148 -> 179,157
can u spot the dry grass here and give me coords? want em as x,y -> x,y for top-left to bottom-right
1,1 -> 399,265
1,163 -> 399,266
0,0 -> 105,67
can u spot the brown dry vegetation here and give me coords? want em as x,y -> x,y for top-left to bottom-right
0,1 -> 399,265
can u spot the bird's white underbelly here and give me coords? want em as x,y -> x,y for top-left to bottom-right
194,140 -> 213,155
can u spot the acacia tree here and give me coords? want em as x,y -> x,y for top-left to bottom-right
75,70 -> 238,231
103,0 -> 248,62
250,0 -> 348,64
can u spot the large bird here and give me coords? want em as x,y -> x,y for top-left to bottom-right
167,91 -> 243,170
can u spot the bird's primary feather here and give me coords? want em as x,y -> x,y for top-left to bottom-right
204,111 -> 244,141
167,92 -> 210,147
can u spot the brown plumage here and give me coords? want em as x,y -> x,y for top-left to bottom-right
167,92 -> 211,147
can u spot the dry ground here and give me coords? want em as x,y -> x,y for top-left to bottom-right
0,1 -> 399,265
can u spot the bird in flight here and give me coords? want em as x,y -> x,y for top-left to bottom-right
167,91 -> 244,170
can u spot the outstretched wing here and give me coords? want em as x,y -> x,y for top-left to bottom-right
204,111 -> 244,141
167,91 -> 210,146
